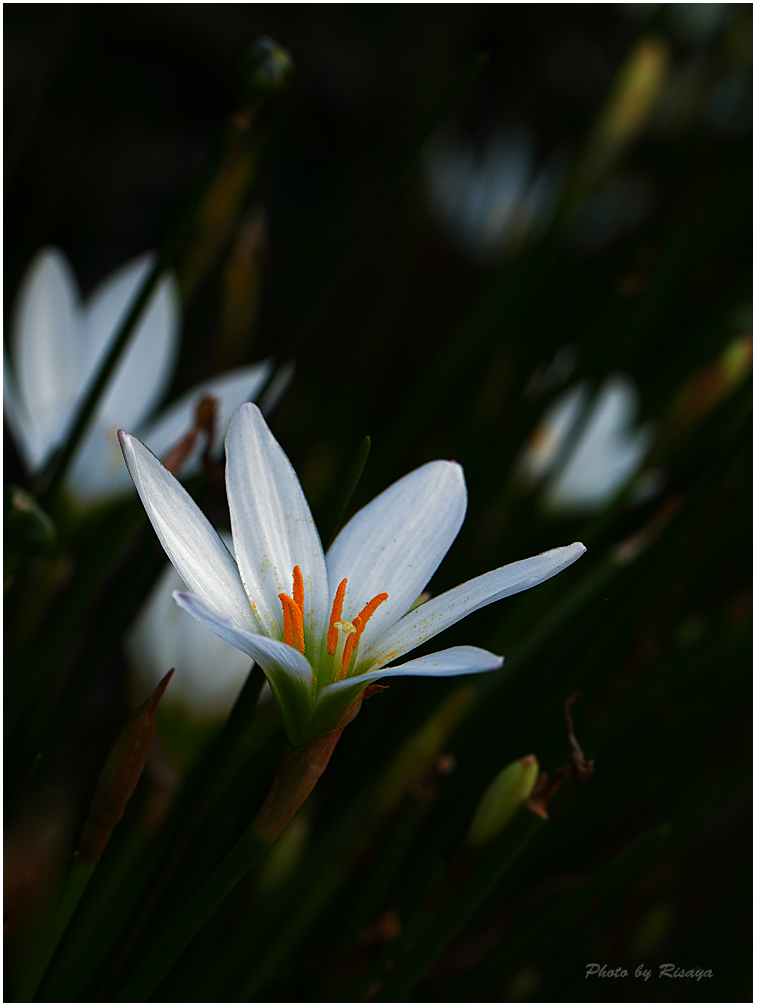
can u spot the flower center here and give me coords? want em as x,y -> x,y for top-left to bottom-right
278,567 -> 388,683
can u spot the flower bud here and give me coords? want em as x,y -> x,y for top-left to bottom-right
77,670 -> 173,864
467,754 -> 540,847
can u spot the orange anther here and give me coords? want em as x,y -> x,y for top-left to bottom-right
279,592 -> 293,648
293,565 -> 304,615
279,592 -> 305,654
327,578 -> 348,655
353,592 -> 389,636
339,592 -> 388,679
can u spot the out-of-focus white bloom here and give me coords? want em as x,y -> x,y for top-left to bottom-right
517,375 -> 654,515
126,534 -> 254,718
3,247 -> 274,506
423,128 -> 566,262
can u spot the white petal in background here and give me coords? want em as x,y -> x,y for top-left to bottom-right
515,381 -> 589,486
423,128 -> 567,262
127,553 -> 255,717
83,254 -> 180,433
8,248 -> 82,468
541,376 -> 654,514
138,360 -> 274,470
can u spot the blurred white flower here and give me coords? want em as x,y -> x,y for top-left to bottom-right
3,247 -> 274,506
517,375 -> 654,514
423,128 -> 566,262
126,534 -> 254,719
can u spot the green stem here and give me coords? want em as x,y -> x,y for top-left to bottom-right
116,701 -> 361,1001
452,823 -> 670,1000
368,808 -> 542,1002
18,859 -> 95,1001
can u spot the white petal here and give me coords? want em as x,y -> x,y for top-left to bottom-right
257,360 -> 295,417
515,382 -> 589,486
543,375 -> 652,513
173,590 -> 314,738
83,255 -> 180,431
326,461 -> 467,654
3,347 -> 41,469
301,645 -> 502,745
119,430 -> 256,632
322,645 -> 504,695
64,419 -> 134,506
127,538 -> 256,717
359,542 -> 586,671
225,403 -> 329,656
137,360 -> 274,469
10,247 -> 82,466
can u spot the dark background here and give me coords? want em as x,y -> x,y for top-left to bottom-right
5,4 -> 752,1002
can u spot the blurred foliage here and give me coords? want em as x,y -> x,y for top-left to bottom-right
4,4 -> 751,1002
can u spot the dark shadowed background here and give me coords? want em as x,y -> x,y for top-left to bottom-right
5,4 -> 752,1002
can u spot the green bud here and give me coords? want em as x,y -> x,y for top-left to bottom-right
467,754 -> 540,848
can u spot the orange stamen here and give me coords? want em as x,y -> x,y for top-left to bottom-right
293,565 -> 304,615
327,578 -> 348,654
279,592 -> 293,648
340,630 -> 358,679
353,593 -> 389,637
339,592 -> 389,679
279,593 -> 305,654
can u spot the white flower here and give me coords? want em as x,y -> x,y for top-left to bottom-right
120,404 -> 585,745
126,534 -> 254,719
423,128 -> 566,262
3,247 -> 274,506
517,375 -> 654,514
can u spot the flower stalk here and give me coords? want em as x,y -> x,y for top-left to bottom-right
18,670 -> 174,1000
117,689 -> 371,1001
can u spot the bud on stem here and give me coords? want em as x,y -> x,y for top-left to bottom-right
118,687 -> 373,1001
78,669 -> 174,864
467,754 -> 540,847
19,671 -> 174,1000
